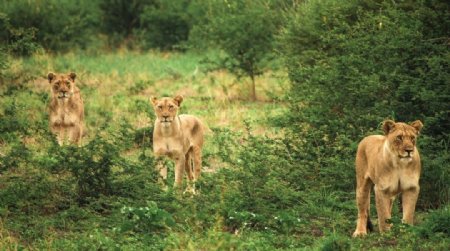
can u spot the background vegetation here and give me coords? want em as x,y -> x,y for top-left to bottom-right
1,0 -> 448,249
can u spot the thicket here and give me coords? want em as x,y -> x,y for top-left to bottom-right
279,0 -> 449,208
0,0 -> 194,51
0,12 -> 38,81
0,0 -> 97,52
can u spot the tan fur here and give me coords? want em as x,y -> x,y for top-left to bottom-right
47,72 -> 84,146
353,120 -> 424,237
151,95 -> 204,191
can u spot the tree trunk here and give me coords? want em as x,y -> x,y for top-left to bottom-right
250,74 -> 256,101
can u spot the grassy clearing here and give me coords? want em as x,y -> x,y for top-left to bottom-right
18,50 -> 288,134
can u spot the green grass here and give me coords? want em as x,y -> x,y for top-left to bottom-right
0,51 -> 448,250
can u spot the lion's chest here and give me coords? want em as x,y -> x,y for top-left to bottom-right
375,164 -> 420,195
153,136 -> 188,159
50,102 -> 78,127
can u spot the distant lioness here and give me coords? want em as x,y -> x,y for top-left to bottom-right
353,120 -> 423,237
151,95 -> 204,191
47,72 -> 84,146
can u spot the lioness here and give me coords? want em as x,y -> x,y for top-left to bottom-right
47,72 -> 84,146
151,95 -> 204,191
353,120 -> 423,237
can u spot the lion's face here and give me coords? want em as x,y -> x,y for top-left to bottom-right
151,95 -> 183,128
383,120 -> 423,161
48,72 -> 77,99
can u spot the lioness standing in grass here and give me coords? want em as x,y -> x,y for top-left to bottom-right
353,120 -> 423,237
47,72 -> 84,146
151,95 -> 204,192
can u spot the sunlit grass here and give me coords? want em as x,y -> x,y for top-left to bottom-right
17,50 -> 288,138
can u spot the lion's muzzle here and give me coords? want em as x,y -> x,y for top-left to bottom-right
58,91 -> 72,99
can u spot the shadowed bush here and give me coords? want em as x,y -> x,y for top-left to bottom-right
0,0 -> 98,52
279,0 -> 450,209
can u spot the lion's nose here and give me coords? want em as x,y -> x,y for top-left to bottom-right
405,149 -> 413,154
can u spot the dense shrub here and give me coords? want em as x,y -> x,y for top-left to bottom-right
0,0 -> 98,52
0,12 -> 38,57
138,0 -> 191,50
416,205 -> 450,239
99,0 -> 156,48
0,12 -> 38,81
279,0 -> 450,208
99,0 -> 192,50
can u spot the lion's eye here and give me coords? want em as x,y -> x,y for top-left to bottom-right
157,106 -> 163,110
396,135 -> 403,141
169,105 -> 174,110
66,82 -> 71,87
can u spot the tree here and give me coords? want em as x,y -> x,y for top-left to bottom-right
190,0 -> 282,101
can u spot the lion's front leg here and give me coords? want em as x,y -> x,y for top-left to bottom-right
174,155 -> 185,188
51,125 -> 65,146
154,156 -> 168,190
68,125 -> 82,146
402,187 -> 419,225
375,186 -> 393,233
353,178 -> 372,237
192,145 -> 202,182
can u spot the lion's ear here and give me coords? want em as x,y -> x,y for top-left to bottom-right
47,72 -> 55,83
382,120 -> 396,135
150,96 -> 158,106
174,95 -> 183,106
410,120 -> 423,134
69,72 -> 76,81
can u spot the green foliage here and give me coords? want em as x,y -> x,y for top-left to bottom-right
138,0 -> 191,50
0,12 -> 38,57
416,206 -> 450,239
279,0 -> 450,208
99,0 -> 191,50
99,0 -> 156,47
118,201 -> 175,234
0,0 -> 98,52
191,0 -> 283,100
320,234 -> 351,251
0,12 -> 38,80
127,80 -> 154,94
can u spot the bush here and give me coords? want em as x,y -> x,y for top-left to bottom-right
138,0 -> 191,50
0,12 -> 38,80
320,234 -> 351,251
279,0 -> 450,208
416,206 -> 450,239
118,201 -> 175,234
0,0 -> 98,52
99,0 -> 156,48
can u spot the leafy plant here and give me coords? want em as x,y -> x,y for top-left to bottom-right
118,201 -> 175,233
